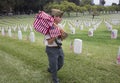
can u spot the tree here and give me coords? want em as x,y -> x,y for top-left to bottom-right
53,0 -> 61,4
96,6 -> 104,13
91,6 -> 98,19
85,5 -> 92,14
112,3 -> 117,6
82,0 -> 91,5
78,6 -> 87,15
100,0 -> 105,6
0,0 -> 16,13
44,1 -> 77,16
68,0 -> 80,5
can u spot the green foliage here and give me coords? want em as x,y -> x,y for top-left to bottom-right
0,0 -> 16,12
85,5 -> 92,11
68,0 -> 80,5
0,0 -> 119,15
45,1 -> 77,12
81,0 -> 91,5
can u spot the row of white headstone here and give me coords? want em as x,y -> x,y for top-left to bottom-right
88,21 -> 102,37
0,27 -> 35,42
73,37 -> 119,54
0,21 -> 119,63
106,19 -> 120,25
69,20 -> 119,55
111,19 -> 120,25
68,20 -> 102,36
67,20 -> 118,39
68,20 -> 99,28
68,20 -> 101,54
0,24 -> 33,32
105,21 -> 118,39
0,22 -> 67,43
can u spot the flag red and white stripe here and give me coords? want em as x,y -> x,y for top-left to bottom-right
49,26 -> 61,38
33,11 -> 61,38
33,11 -> 54,35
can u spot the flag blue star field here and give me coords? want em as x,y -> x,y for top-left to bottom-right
49,26 -> 61,38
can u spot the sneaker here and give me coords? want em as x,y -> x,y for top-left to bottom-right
53,78 -> 59,83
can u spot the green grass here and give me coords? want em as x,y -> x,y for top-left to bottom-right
0,14 -> 120,83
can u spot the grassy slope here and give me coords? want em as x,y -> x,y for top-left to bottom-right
0,14 -> 120,83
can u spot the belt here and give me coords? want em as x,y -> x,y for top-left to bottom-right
47,46 -> 61,48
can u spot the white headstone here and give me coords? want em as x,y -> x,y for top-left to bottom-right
75,20 -> 79,28
112,20 -> 119,25
73,39 -> 82,54
88,22 -> 91,27
80,25 -> 83,30
1,28 -> 5,36
8,28 -> 12,37
107,24 -> 112,31
29,31 -> 35,42
88,29 -> 93,37
29,25 -> 33,31
13,25 -> 17,32
62,23 -> 66,28
68,23 -> 73,30
71,28 -> 75,34
58,24 -> 64,29
111,29 -> 118,39
93,25 -> 97,31
24,26 -> 27,32
18,30 -> 22,40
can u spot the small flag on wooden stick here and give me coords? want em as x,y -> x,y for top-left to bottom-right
49,26 -> 61,38
117,46 -> 120,64
70,41 -> 73,50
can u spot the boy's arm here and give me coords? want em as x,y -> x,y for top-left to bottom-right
47,37 -> 56,44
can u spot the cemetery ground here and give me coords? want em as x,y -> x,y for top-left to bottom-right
0,14 -> 120,83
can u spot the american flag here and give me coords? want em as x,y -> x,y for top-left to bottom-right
111,31 -> 115,38
49,26 -> 61,38
33,11 -> 54,35
117,55 -> 120,64
70,41 -> 73,50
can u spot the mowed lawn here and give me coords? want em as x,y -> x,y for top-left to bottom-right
0,14 -> 120,83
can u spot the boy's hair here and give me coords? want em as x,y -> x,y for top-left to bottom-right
50,9 -> 64,17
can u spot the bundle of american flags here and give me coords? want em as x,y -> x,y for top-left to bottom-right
33,11 -> 61,38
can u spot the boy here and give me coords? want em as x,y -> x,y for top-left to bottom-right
45,9 -> 66,83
